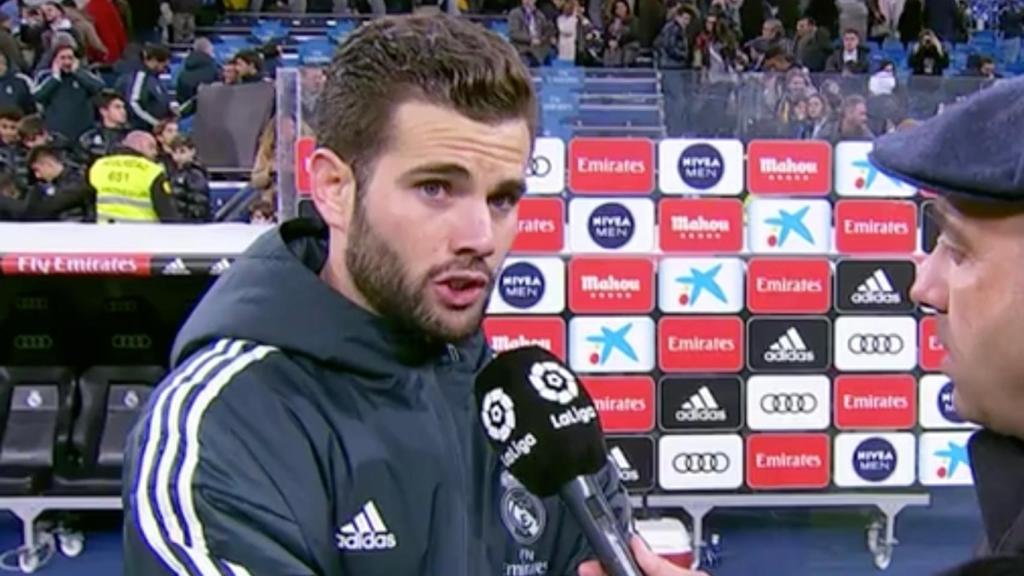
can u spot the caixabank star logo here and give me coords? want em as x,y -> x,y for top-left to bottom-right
569,316 -> 655,374
658,258 -> 744,314
748,199 -> 831,254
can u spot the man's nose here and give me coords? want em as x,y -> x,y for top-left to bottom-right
909,251 -> 948,313
450,198 -> 496,257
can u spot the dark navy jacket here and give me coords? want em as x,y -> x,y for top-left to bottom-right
122,218 -> 631,575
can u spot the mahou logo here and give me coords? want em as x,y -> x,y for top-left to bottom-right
569,138 -> 655,194
747,140 -> 832,196
746,433 -> 831,489
511,198 -> 564,254
569,257 -> 654,314
746,258 -> 831,314
657,199 -> 744,253
920,317 -> 946,371
834,375 -> 916,430
658,317 -> 743,372
835,200 -> 918,254
483,317 -> 566,360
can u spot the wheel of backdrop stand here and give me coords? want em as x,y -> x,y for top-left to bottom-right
57,532 -> 84,558
17,549 -> 39,574
872,543 -> 893,571
866,518 -> 884,555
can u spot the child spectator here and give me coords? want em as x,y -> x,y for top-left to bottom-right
25,143 -> 94,221
248,199 -> 275,224
79,89 -> 130,161
167,134 -> 210,222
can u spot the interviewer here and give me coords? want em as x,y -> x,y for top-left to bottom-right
870,76 -> 1024,573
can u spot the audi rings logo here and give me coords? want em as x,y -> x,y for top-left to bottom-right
112,334 -> 153,350
481,389 -> 517,443
527,155 -> 552,178
848,334 -> 904,354
760,393 -> 818,414
672,452 -> 730,474
13,335 -> 53,351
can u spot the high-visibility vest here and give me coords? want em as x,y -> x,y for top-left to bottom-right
89,154 -> 163,223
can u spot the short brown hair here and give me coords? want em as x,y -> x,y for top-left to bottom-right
316,14 -> 537,192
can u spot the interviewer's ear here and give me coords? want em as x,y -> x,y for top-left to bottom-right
309,147 -> 357,233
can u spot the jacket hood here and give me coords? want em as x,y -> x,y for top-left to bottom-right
171,218 -> 489,377
184,50 -> 216,71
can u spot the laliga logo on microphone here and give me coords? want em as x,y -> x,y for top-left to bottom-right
529,361 -> 599,430
482,389 -> 538,468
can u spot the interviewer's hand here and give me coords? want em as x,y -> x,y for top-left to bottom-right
578,536 -> 709,576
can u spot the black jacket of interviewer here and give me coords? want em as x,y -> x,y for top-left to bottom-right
121,218 -> 631,576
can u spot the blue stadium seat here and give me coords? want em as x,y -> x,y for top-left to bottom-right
251,20 -> 290,44
213,36 -> 256,63
577,104 -> 661,127
209,181 -> 249,212
299,39 -> 335,66
326,19 -> 358,44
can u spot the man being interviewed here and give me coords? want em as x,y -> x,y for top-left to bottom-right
121,14 -> 699,576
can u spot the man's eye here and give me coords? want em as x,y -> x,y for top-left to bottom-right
937,235 -> 965,265
489,193 -> 520,212
418,181 -> 450,198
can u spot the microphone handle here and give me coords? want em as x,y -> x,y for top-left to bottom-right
559,476 -> 643,576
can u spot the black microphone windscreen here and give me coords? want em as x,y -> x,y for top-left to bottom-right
475,346 -> 607,497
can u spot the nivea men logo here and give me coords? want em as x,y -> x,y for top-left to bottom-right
678,143 -> 724,189
499,262 -> 546,309
748,317 -> 831,372
836,260 -> 915,313
853,436 -> 897,482
938,381 -> 964,424
588,203 -> 635,249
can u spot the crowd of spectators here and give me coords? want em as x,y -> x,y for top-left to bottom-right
0,0 -> 291,224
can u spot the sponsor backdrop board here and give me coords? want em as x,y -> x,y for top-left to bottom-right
482,137 -> 970,494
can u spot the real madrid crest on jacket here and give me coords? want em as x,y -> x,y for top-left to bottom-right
121,219 -> 632,575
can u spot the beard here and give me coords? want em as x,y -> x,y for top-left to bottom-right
345,200 -> 495,343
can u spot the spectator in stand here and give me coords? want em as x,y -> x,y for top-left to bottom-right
153,117 -> 177,165
38,3 -> 83,53
509,0 -> 555,66
169,0 -> 199,43
79,89 -> 129,160
554,0 -> 594,65
909,28 -> 949,75
656,3 -> 697,136
80,0 -> 128,64
603,0 -> 641,67
739,0 -> 769,43
58,0 -> 109,64
166,134 -> 209,222
219,59 -> 240,85
232,49 -> 265,83
745,18 -> 790,69
968,55 -> 1001,80
0,107 -> 21,170
794,16 -> 833,72
0,13 -> 26,73
805,92 -> 835,138
32,44 -> 106,141
177,38 -> 218,104
0,53 -> 38,116
877,0 -> 906,39
117,43 -> 172,131
89,130 -> 183,223
822,93 -> 874,140
825,28 -> 870,73
248,198 -> 275,224
25,143 -> 94,221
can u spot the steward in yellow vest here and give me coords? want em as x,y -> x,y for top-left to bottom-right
89,131 -> 184,223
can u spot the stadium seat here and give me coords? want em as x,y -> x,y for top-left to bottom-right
252,19 -> 290,44
0,366 -> 74,495
51,366 -> 164,495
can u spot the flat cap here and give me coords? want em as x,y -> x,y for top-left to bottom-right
869,76 -> 1024,202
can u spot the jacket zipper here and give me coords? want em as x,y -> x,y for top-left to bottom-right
426,344 -> 471,574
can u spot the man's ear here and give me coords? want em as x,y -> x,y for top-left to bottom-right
310,147 -> 357,233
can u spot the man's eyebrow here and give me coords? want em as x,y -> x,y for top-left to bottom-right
931,201 -> 968,243
403,162 -> 472,180
491,178 -> 527,199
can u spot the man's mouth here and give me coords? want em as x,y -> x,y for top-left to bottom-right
433,271 -> 490,309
